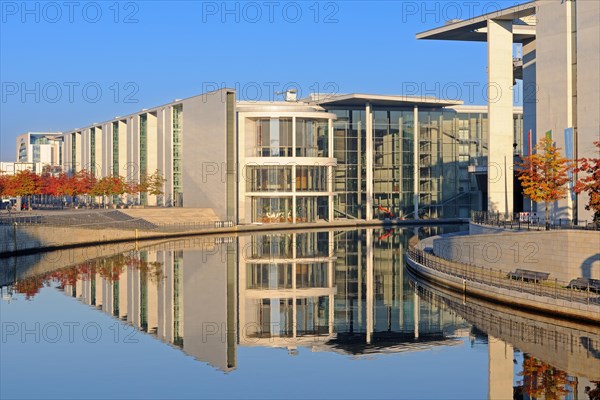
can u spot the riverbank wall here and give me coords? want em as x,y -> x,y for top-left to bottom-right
0,218 -> 467,258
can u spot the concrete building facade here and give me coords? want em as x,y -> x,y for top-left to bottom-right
15,132 -> 63,173
61,89 -> 236,220
417,0 -> 600,222
46,90 -> 523,224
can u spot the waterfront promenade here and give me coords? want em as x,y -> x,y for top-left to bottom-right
406,226 -> 600,324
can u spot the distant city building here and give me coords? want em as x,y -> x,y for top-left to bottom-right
15,132 -> 63,170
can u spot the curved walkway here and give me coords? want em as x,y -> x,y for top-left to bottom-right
406,246 -> 600,324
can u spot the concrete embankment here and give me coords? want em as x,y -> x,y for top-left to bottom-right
431,223 -> 600,281
406,254 -> 600,323
0,217 -> 467,258
409,226 -> 600,323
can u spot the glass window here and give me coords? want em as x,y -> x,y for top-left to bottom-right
247,264 -> 293,290
252,197 -> 292,223
295,166 -> 328,192
255,118 -> 293,157
296,119 -> 328,157
250,234 -> 293,259
296,263 -> 328,288
296,196 -> 329,222
245,166 -> 292,192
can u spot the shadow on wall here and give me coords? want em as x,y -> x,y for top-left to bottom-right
581,253 -> 600,280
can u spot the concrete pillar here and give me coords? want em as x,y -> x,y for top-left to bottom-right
366,103 -> 374,221
487,19 -> 514,217
488,337 -> 514,400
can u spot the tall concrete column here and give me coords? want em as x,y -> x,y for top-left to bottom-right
365,103 -> 374,221
488,337 -> 514,400
522,38 -> 537,213
487,19 -> 514,217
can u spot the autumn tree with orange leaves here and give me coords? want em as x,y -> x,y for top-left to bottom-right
517,137 -> 573,226
574,141 -> 600,223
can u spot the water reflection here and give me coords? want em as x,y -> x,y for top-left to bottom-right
410,272 -> 600,399
2,226 -> 599,399
2,228 -> 468,372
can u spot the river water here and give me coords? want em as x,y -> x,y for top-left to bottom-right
1,227 -> 598,399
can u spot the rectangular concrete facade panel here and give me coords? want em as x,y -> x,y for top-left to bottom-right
181,89 -> 234,219
487,19 -> 514,216
575,0 -> 600,221
535,1 -> 573,220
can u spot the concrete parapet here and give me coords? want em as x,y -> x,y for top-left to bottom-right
433,229 -> 600,282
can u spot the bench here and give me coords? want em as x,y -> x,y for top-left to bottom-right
567,278 -> 600,293
507,269 -> 550,283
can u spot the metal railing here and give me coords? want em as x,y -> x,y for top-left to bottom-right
471,210 -> 600,231
407,247 -> 599,306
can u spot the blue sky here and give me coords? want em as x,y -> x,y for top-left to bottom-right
0,1 -> 526,161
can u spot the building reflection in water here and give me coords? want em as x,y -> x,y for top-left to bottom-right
6,228 -> 470,372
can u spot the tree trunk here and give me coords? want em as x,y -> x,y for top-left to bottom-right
545,202 -> 550,230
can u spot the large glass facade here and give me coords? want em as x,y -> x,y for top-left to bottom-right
71,132 -> 77,173
373,110 -> 415,218
246,114 -> 334,224
172,105 -> 183,206
139,114 -> 147,205
332,110 -> 364,218
326,106 -> 522,219
112,122 -> 119,176
90,128 -> 96,175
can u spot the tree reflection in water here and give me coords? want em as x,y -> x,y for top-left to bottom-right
14,252 -> 164,299
516,354 -> 571,400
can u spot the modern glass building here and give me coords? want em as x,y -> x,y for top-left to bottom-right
316,98 -> 523,220
27,89 -> 523,223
